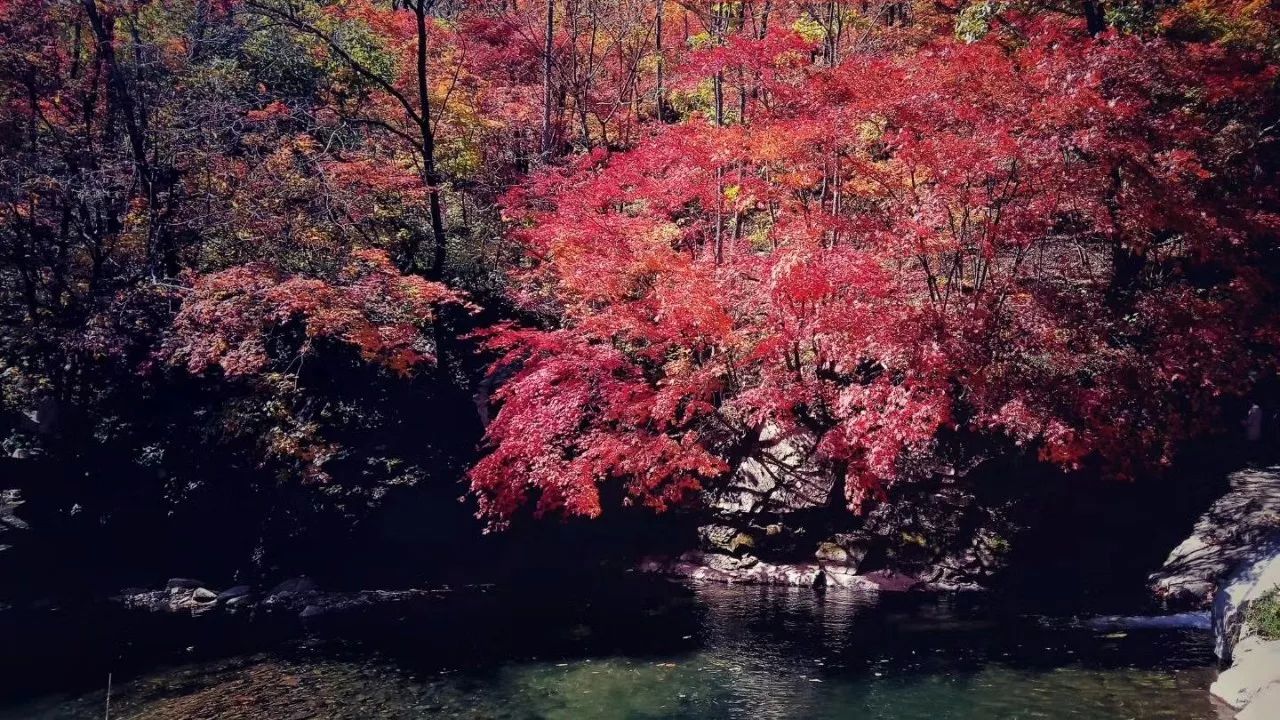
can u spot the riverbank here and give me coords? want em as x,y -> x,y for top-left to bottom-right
1149,464 -> 1280,719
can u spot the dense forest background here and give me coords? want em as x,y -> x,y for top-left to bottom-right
2,0 -> 1279,593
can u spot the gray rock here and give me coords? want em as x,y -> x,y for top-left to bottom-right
820,565 -> 881,591
815,542 -> 850,564
116,588 -> 217,615
299,604 -> 324,619
704,421 -> 835,517
1150,465 -> 1280,609
191,588 -> 218,603
1213,540 -> 1280,661
697,524 -> 755,555
642,554 -> 837,589
680,550 -> 759,573
1237,681 -> 1280,720
1211,634 -> 1280,709
816,533 -> 871,569
0,490 -> 29,539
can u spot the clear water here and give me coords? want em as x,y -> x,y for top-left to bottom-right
0,580 -> 1229,719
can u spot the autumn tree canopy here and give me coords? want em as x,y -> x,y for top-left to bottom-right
469,2 -> 1280,524
1,0 -> 1278,544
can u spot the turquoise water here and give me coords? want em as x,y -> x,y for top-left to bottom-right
0,582 -> 1230,719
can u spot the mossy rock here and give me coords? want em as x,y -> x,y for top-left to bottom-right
697,524 -> 756,556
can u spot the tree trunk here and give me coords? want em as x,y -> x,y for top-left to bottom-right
1082,0 -> 1106,35
413,0 -> 448,283
541,0 -> 555,157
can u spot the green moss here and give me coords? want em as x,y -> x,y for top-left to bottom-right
986,534 -> 1011,555
955,2 -> 1001,43
1246,586 -> 1280,640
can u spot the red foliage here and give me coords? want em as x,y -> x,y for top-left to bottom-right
471,17 -> 1280,524
163,249 -> 466,378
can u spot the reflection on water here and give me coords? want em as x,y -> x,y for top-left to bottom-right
0,581 -> 1230,720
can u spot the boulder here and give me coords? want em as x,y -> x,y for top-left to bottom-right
697,524 -> 755,556
740,561 -> 823,587
115,588 -> 217,616
820,565 -> 881,591
815,533 -> 871,569
704,422 -> 835,517
1213,540 -> 1280,661
859,569 -> 922,592
1150,465 -> 1280,610
1210,634 -> 1280,709
680,550 -> 759,573
191,588 -> 218,603
1237,682 -> 1280,720
815,542 -> 850,564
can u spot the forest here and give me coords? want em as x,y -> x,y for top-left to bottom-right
5,2 -> 1280,717
2,0 -> 1279,582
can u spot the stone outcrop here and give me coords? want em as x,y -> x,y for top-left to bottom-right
1214,540 -> 1280,661
1212,633 -> 1280,712
0,489 -> 28,554
1150,465 -> 1280,609
703,422 -> 835,517
697,524 -> 756,556
1150,464 -> 1280,719
1209,546 -> 1280,718
688,420 -> 1014,591
814,533 -> 871,570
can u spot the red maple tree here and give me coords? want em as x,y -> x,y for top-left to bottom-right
471,13 -> 1280,525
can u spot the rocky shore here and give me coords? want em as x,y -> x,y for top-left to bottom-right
113,576 -> 459,621
636,551 -> 980,592
1150,465 -> 1280,719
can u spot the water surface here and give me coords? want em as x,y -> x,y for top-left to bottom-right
0,580 -> 1228,719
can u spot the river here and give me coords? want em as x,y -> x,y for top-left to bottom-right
0,578 -> 1228,719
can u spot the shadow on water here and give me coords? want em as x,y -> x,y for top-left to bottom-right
0,575 -> 1231,720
